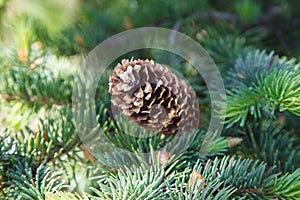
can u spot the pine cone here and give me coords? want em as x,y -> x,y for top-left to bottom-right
109,59 -> 199,136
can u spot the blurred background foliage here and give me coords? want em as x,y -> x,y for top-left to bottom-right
0,0 -> 299,57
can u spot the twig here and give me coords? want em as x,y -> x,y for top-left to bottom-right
191,11 -> 238,22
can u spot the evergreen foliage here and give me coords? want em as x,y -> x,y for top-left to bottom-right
0,0 -> 299,199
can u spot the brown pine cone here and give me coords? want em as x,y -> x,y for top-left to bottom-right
109,59 -> 199,136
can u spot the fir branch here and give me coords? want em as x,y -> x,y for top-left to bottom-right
91,161 -> 236,200
195,156 -> 300,199
0,130 -> 18,192
18,108 -> 80,165
0,66 -> 73,106
271,168 -> 300,199
223,50 -> 300,126
165,165 -> 236,200
45,191 -> 90,200
224,67 -> 300,127
199,29 -> 250,70
92,166 -> 166,200
257,69 -> 300,116
239,120 -> 300,173
8,161 -> 65,200
96,120 -> 229,174
227,50 -> 299,88
0,106 -> 94,198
